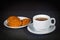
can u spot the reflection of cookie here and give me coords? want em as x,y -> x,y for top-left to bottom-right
22,19 -> 30,26
7,16 -> 22,27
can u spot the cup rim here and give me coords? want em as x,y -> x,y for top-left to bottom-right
33,14 -> 50,21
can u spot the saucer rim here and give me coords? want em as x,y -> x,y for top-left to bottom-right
27,23 -> 56,34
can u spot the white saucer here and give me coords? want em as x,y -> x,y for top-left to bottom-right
27,23 -> 56,34
4,16 -> 31,29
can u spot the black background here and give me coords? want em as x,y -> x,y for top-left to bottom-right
0,1 -> 60,40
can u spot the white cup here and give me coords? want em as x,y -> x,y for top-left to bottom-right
33,14 -> 56,31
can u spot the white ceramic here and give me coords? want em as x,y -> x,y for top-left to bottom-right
33,14 -> 56,31
4,16 -> 31,29
27,23 -> 56,34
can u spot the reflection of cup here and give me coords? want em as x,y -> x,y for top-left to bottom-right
33,14 -> 56,31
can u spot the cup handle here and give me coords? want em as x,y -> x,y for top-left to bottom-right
51,18 -> 56,26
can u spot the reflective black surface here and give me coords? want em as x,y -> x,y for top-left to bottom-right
0,1 -> 60,40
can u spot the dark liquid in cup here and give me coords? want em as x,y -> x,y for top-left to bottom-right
36,18 -> 48,21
